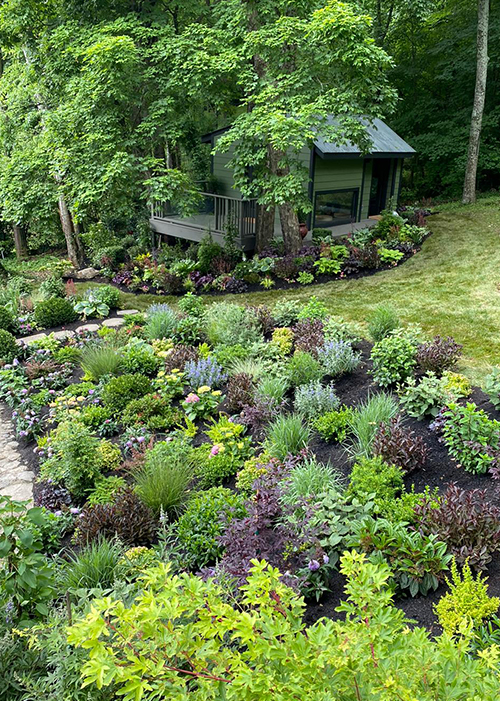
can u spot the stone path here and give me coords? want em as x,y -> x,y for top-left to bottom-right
1,309 -> 140,502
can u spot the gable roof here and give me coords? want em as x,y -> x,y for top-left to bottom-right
201,117 -> 415,159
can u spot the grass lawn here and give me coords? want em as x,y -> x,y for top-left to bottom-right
78,197 -> 500,385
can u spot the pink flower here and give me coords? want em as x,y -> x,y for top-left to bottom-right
210,445 -> 220,456
185,393 -> 200,404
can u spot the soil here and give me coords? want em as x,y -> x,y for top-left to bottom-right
304,341 -> 500,636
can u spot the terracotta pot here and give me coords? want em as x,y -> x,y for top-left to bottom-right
299,222 -> 308,239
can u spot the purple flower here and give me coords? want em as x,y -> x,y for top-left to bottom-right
308,559 -> 320,572
323,554 -> 329,565
70,507 -> 80,515
137,436 -> 145,443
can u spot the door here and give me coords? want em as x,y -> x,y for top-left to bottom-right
369,159 -> 391,216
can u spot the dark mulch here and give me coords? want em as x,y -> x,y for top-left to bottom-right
304,341 -> 500,636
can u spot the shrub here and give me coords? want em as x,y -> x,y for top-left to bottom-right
77,488 -> 157,546
318,339 -> 361,377
371,334 -> 417,387
442,402 -> 500,474
184,356 -> 227,389
346,517 -> 451,596
205,303 -> 261,347
484,367 -> 500,410
265,414 -> 311,459
176,487 -> 246,569
64,537 -> 123,591
135,443 -> 194,517
323,315 -> 362,344
177,292 -> 205,317
92,244 -> 127,270
272,299 -> 302,326
296,295 -> 328,321
123,393 -> 180,431
0,305 -> 14,333
226,373 -> 255,413
34,481 -> 72,512
80,344 -> 122,381
270,327 -> 294,357
416,335 -> 462,374
0,329 -> 19,363
294,380 -> 339,419
313,406 -> 354,443
287,351 -> 323,387
398,372 -> 450,419
236,455 -> 272,493
293,319 -> 324,356
414,483 -> 500,570
281,456 -> 343,505
88,284 -> 120,309
102,373 -> 152,413
348,392 -> 399,458
372,416 -> 428,474
39,275 -> 65,300
87,476 -> 127,505
435,560 -> 500,637
144,304 -> 178,340
367,304 -> 400,342
348,456 -> 404,512
121,340 -> 160,376
34,298 -> 77,328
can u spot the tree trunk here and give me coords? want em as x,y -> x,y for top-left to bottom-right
462,0 -> 489,204
278,203 -> 300,255
255,204 -> 275,252
12,224 -> 28,259
58,195 -> 83,268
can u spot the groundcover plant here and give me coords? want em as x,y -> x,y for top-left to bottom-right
1,294 -> 500,698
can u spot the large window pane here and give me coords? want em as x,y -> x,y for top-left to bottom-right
314,189 -> 358,228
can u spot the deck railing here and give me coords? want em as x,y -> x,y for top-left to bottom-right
151,192 -> 258,237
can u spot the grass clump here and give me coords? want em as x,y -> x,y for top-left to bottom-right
348,392 -> 399,458
265,413 -> 311,460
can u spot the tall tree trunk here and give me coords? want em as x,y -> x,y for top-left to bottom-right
463,0 -> 489,204
278,203 -> 300,255
12,224 -> 28,259
255,204 -> 275,252
58,195 -> 83,268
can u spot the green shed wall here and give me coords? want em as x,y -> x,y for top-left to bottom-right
312,158 -> 368,223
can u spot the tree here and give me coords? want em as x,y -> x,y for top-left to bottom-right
463,0 -> 490,204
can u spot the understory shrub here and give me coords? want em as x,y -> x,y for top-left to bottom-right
204,303 -> 261,347
414,483 -> 500,570
0,329 -> 19,363
372,416 -> 428,473
435,560 -> 500,637
34,298 -> 77,328
318,339 -> 361,377
102,374 -> 152,413
292,319 -> 324,356
323,315 -> 362,344
442,402 -> 500,474
371,334 -> 417,387
270,327 -> 294,357
0,305 -> 14,333
367,304 -> 400,342
348,456 -> 404,513
176,487 -> 246,569
416,335 -> 463,374
313,406 -> 354,443
287,351 -> 323,387
66,552 -> 500,700
265,414 -> 311,459
348,392 -> 399,458
163,344 -> 199,373
122,393 -> 181,430
272,299 -> 302,326
77,488 -> 157,546
121,340 -> 160,376
294,380 -> 339,419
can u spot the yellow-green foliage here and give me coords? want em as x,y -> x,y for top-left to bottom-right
270,327 -> 294,357
442,371 -> 472,398
236,454 -> 271,492
97,440 -> 122,471
435,560 -> 500,636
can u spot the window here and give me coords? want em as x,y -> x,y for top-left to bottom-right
314,189 -> 359,228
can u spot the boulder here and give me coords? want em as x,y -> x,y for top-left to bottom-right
74,267 -> 100,280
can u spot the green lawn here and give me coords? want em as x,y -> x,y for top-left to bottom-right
79,197 -> 500,385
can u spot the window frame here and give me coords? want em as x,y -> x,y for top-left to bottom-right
313,187 -> 360,228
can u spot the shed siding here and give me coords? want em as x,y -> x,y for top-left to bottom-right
212,138 -> 241,196
359,159 -> 372,220
312,158 -> 364,222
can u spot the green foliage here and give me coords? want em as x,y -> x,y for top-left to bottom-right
435,560 -> 500,638
296,296 -> 328,321
371,333 -> 417,387
313,406 -> 353,443
270,327 -> 294,357
281,457 -> 343,506
398,371 -> 471,419
64,537 -> 124,592
123,393 -> 180,431
34,298 -> 77,328
102,373 -> 152,414
265,413 -> 311,460
80,344 -> 122,381
0,329 -> 18,362
87,476 -> 127,506
38,276 -> 65,300
0,305 -> 15,333
293,380 -> 339,419
143,305 -> 178,341
442,402 -> 500,474
176,487 -> 246,569
256,375 -> 289,404
379,247 -> 404,264
323,315 -> 362,344
296,271 -> 314,285
0,497 -> 55,623
135,440 -> 194,517
484,367 -> 500,410
287,351 -> 323,387
272,299 -> 301,326
205,303 -> 261,347
348,456 -> 404,514
367,304 -> 400,342
348,392 -> 399,458
121,339 -> 160,376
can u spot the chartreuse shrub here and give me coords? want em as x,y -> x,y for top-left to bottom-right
348,456 -> 404,511
313,406 -> 354,443
195,417 -> 252,489
435,560 -> 500,637
442,402 -> 500,474
176,487 -> 246,569
102,373 -> 152,413
67,552 -> 500,701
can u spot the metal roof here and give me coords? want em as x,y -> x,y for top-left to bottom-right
314,117 -> 415,158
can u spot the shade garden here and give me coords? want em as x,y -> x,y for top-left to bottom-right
3,292 -> 500,698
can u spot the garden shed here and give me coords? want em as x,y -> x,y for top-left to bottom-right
150,118 -> 415,249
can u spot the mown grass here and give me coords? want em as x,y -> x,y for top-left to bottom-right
77,196 -> 500,385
